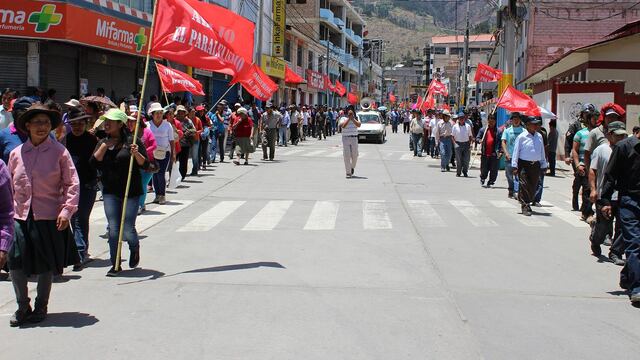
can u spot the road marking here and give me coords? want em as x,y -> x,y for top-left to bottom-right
449,200 -> 498,227
541,201 -> 589,228
281,149 -> 304,156
242,200 -> 293,231
399,153 -> 414,161
363,200 -> 392,230
304,201 -> 340,230
176,201 -> 245,232
489,200 -> 549,227
328,150 -> 343,157
302,150 -> 327,157
407,200 -> 446,227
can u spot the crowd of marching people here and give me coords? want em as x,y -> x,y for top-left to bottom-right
387,100 -> 640,307
0,86 -> 368,326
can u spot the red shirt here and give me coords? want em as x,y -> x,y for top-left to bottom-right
485,127 -> 496,156
233,118 -> 254,137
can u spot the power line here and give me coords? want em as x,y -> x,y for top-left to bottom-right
538,1 -> 640,22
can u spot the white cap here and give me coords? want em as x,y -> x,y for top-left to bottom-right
65,99 -> 81,107
147,102 -> 163,115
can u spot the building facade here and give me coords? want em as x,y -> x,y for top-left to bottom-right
0,0 -> 272,105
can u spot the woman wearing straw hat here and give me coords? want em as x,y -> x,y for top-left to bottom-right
90,108 -> 150,277
7,103 -> 80,326
63,106 -> 98,269
147,102 -> 175,205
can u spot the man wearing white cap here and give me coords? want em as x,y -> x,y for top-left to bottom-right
584,105 -> 624,170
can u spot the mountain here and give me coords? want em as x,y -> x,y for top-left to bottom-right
353,0 -> 496,65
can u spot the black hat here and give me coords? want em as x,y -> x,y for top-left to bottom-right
526,116 -> 542,124
16,103 -> 62,133
11,96 -> 36,120
124,95 -> 136,103
510,112 -> 522,119
66,106 -> 91,123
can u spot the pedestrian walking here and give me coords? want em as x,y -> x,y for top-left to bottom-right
435,110 -> 453,172
428,111 -> 440,158
147,102 -> 174,205
7,103 -> 80,326
195,105 -> 210,170
565,104 -> 594,210
340,106 -> 361,178
547,119 -> 558,176
210,102 -> 227,163
127,114 -> 157,214
409,109 -> 424,157
600,127 -> 640,306
289,105 -> 301,145
477,113 -> 500,187
511,116 -> 547,216
572,112 -> 595,221
501,112 -> 524,198
0,97 -> 35,163
176,105 -> 195,181
232,107 -> 254,166
589,121 -> 627,264
278,106 -> 290,146
403,110 -> 411,134
63,106 -> 98,268
261,102 -> 281,161
90,108 -> 150,277
0,88 -> 15,130
228,103 -> 242,159
316,106 -> 327,140
452,112 -> 473,177
249,102 -> 262,147
0,158 -> 13,282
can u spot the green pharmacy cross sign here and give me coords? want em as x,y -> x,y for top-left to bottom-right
28,4 -> 63,33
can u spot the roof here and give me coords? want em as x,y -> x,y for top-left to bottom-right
521,19 -> 640,85
431,34 -> 494,45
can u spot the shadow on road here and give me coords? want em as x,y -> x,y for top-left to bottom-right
19,312 -> 99,329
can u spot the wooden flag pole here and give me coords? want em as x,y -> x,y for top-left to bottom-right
163,91 -> 170,106
114,0 -> 160,272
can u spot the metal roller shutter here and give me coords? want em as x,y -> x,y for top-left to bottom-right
111,65 -> 136,103
87,62 -> 112,98
0,40 -> 27,94
44,43 -> 78,103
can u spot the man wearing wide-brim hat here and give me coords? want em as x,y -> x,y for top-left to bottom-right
435,109 -> 454,172
511,116 -> 548,216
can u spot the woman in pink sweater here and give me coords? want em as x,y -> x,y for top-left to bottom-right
127,114 -> 157,214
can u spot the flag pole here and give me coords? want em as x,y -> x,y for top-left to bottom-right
163,91 -> 170,106
491,84 -> 510,115
114,0 -> 160,272
206,84 -> 236,114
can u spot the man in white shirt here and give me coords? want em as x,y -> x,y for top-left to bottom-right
435,110 -> 454,172
0,89 -> 15,130
428,111 -> 439,158
512,116 -> 548,216
340,106 -> 362,178
452,112 -> 474,177
301,106 -> 309,141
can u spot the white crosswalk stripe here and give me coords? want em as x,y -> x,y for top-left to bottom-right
363,200 -> 392,230
407,200 -> 446,227
242,200 -> 293,231
327,150 -> 343,157
304,200 -> 340,230
399,153 -> 414,161
176,201 -> 245,232
449,200 -> 498,227
489,200 -> 549,227
540,201 -> 589,228
302,150 -> 327,157
281,149 -> 304,156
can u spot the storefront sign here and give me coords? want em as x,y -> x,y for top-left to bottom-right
305,69 -> 325,90
0,1 -> 150,56
272,0 -> 285,57
261,54 -> 285,79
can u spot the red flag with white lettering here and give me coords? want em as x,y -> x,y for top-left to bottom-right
156,63 -> 205,95
428,79 -> 448,96
420,92 -> 435,111
334,81 -> 347,97
152,0 -> 255,76
496,86 -> 541,116
474,63 -> 503,83
324,75 -> 336,92
232,64 -> 278,101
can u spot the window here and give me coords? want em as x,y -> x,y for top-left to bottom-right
297,45 -> 303,67
284,39 -> 291,62
308,50 -> 314,70
432,47 -> 446,55
449,47 -> 462,55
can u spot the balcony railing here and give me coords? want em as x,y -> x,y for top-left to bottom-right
333,17 -> 345,28
320,8 -> 334,22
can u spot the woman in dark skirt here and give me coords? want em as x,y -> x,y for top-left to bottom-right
7,103 -> 80,327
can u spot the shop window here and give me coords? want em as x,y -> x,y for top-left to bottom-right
297,45 -> 303,67
307,51 -> 314,70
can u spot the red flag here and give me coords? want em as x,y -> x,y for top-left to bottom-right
496,86 -> 541,116
597,102 -> 626,125
156,63 -> 205,95
428,79 -> 448,96
347,92 -> 358,105
420,92 -> 435,111
389,93 -> 397,103
152,0 -> 255,76
474,63 -> 503,83
413,95 -> 423,110
284,66 -> 305,84
233,64 -> 278,101
399,101 -> 405,108
334,80 -> 347,97
324,75 -> 336,92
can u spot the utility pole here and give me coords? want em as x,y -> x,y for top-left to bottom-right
461,0 -> 470,109
498,0 -> 517,126
325,27 -> 330,106
255,0 -> 264,66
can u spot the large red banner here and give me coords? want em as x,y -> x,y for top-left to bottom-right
347,92 -> 358,105
474,63 -> 503,83
152,0 -> 255,76
156,63 -> 204,95
334,81 -> 347,97
305,70 -> 325,90
428,79 -> 448,96
323,75 -> 336,92
234,64 -> 278,101
496,86 -> 541,116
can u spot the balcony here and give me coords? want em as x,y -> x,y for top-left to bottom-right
345,28 -> 355,39
320,8 -> 334,22
353,35 -> 363,46
333,17 -> 345,28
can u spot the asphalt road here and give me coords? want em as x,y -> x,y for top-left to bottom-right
2,127 -> 639,359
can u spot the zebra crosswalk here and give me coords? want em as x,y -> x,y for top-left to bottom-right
275,146 -> 437,162
90,197 -> 586,233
